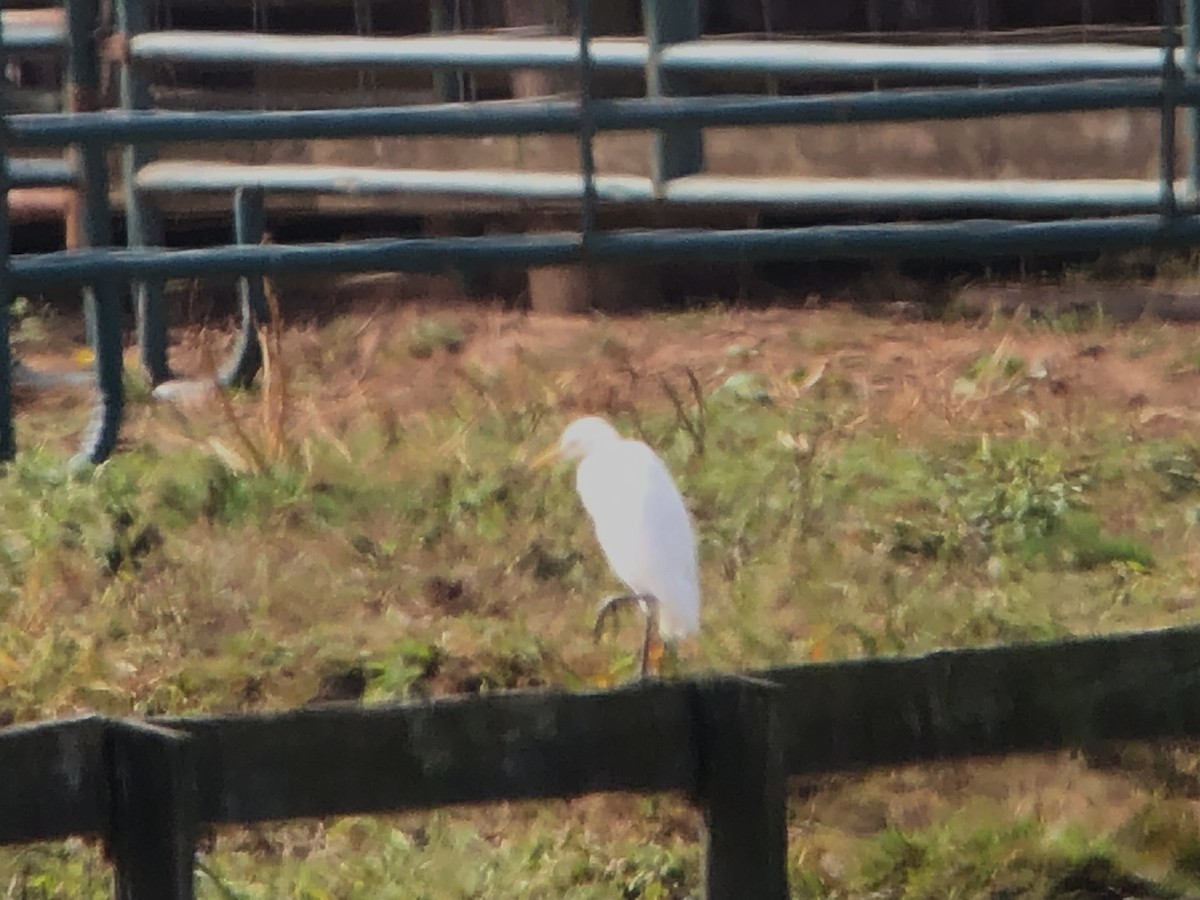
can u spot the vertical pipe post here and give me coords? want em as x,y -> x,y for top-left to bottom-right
693,677 -> 788,900
353,0 -> 376,98
0,10 -> 16,461
578,0 -> 596,245
66,0 -> 124,465
430,0 -> 464,103
643,0 -> 703,195
1184,0 -> 1200,204
1162,0 -> 1180,219
219,187 -> 267,389
116,0 -> 171,385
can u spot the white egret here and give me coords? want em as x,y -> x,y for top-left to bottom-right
535,416 -> 701,676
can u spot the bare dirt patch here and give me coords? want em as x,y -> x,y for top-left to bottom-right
18,290 -> 1200,449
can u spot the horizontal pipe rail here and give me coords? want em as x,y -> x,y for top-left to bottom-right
6,79 -> 1174,148
6,157 -> 75,188
133,162 -> 1191,216
664,38 -> 1179,79
6,187 -> 72,225
0,9 -> 66,53
10,216 -> 1200,288
127,32 -> 1192,81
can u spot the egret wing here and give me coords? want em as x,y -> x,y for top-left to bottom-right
574,441 -> 651,589
633,451 -> 701,637
575,440 -> 700,638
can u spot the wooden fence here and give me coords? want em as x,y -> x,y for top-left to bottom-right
5,623 -> 1200,898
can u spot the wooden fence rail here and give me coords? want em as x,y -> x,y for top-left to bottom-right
5,624 -> 1200,897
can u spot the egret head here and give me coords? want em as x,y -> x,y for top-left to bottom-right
556,416 -> 622,463
531,416 -> 623,469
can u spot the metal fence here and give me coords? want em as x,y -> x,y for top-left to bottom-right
5,624 -> 1200,899
5,0 -> 1200,463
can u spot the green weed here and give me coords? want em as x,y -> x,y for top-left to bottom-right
407,317 -> 466,359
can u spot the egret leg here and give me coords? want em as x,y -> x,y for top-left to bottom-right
639,601 -> 657,678
594,593 -> 660,679
593,593 -> 648,642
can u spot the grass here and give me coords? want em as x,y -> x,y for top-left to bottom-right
6,299 -> 1200,896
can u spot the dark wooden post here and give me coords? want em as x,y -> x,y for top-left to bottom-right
105,720 -> 198,900
692,676 -> 788,900
500,0 -> 660,313
501,0 -> 585,313
501,0 -> 561,98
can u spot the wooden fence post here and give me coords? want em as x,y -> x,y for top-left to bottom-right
692,676 -> 788,900
105,720 -> 198,900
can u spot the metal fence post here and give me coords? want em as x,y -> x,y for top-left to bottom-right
219,186 -> 267,388
1162,0 -> 1181,218
692,676 -> 788,900
104,720 -> 198,900
429,0 -> 465,102
643,0 -> 703,194
0,8 -> 16,461
577,0 -> 596,244
1185,0 -> 1200,206
65,0 -> 124,464
116,0 -> 170,385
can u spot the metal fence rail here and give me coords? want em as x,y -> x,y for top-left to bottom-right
124,31 -> 1179,78
0,9 -> 65,53
5,624 -> 1200,898
4,0 -> 1200,463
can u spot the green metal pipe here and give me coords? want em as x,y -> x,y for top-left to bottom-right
643,0 -> 703,192
1162,0 -> 1180,218
5,158 -> 75,188
428,0 -> 464,103
116,0 -> 170,386
1185,0 -> 1200,203
219,187 -> 267,389
129,165 -> 1193,217
123,31 -> 1176,80
0,13 -> 17,461
6,80 -> 1172,148
14,216 -> 1200,287
0,11 -> 66,52
65,0 -> 123,465
578,0 -> 596,243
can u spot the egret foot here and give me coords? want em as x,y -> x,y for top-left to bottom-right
644,632 -> 666,677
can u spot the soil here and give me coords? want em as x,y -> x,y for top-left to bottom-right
15,282 -> 1200,450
